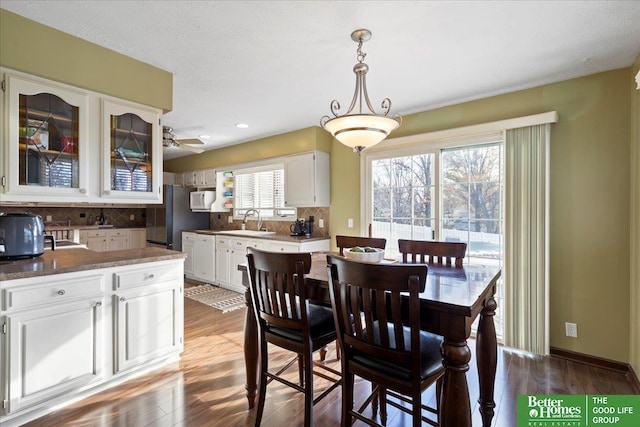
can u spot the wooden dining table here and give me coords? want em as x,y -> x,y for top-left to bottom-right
240,252 -> 502,427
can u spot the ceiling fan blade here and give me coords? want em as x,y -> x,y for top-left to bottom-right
179,144 -> 205,154
176,138 -> 205,145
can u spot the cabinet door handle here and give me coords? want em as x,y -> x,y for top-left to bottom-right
95,301 -> 102,307
57,289 -> 66,296
120,296 -> 126,302
145,273 -> 155,280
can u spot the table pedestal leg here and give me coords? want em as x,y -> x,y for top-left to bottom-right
476,297 -> 498,427
244,286 -> 258,409
440,339 -> 471,427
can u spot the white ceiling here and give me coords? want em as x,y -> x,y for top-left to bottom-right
3,1 -> 640,160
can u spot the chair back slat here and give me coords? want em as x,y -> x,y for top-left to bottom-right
248,249 -> 312,332
399,239 -> 467,267
336,235 -> 387,256
327,255 -> 427,374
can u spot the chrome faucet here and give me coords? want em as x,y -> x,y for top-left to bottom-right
243,209 -> 263,231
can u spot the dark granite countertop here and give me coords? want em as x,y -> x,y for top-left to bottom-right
0,247 -> 185,281
187,229 -> 330,243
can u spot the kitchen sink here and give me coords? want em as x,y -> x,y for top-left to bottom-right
216,230 -> 276,236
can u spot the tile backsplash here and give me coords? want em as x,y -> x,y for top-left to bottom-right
0,205 -> 330,238
210,207 -> 330,238
0,206 -> 146,228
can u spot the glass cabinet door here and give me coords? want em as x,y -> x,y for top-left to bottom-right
102,100 -> 161,202
19,93 -> 79,188
5,74 -> 89,198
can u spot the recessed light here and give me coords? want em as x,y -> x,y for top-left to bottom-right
199,134 -> 211,139
236,123 -> 249,129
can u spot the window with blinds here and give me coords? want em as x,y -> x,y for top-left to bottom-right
234,164 -> 295,219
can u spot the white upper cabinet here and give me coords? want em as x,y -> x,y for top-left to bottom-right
3,73 -> 90,200
101,99 -> 162,203
284,151 -> 330,207
1,68 -> 162,204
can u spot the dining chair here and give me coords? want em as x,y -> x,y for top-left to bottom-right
247,248 -> 341,427
336,235 -> 387,256
398,239 -> 468,267
326,254 -> 445,427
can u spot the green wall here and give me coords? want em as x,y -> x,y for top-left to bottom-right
0,9 -> 172,112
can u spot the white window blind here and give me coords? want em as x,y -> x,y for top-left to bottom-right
234,164 -> 295,218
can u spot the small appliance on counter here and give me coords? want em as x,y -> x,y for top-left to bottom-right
290,216 -> 314,237
0,213 -> 55,260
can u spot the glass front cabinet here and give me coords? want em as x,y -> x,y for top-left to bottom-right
101,100 -> 161,202
2,70 -> 162,204
4,74 -> 90,199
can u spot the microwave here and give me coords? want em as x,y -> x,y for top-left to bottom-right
190,190 -> 216,211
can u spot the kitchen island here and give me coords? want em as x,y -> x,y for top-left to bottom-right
0,248 -> 185,427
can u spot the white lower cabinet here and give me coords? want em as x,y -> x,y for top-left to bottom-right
212,234 -> 329,294
0,258 -> 184,426
79,228 -> 146,251
182,232 -> 196,279
215,236 -> 232,290
114,269 -> 182,373
4,275 -> 104,415
108,229 -> 129,251
193,234 -> 216,283
215,236 -> 254,293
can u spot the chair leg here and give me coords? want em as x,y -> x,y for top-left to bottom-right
413,389 -> 422,427
298,354 -> 304,386
342,372 -> 355,427
255,339 -> 269,427
380,386 -> 387,425
436,375 -> 443,422
336,342 -> 341,360
371,382 -> 378,415
319,345 -> 328,362
304,352 -> 314,427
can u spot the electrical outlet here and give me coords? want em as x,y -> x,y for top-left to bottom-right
46,215 -> 52,222
318,218 -> 324,228
565,322 -> 578,338
348,218 -> 353,228
228,216 -> 233,224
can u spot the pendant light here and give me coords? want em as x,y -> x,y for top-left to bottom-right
321,29 -> 401,153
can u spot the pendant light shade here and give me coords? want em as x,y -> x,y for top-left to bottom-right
321,29 -> 401,153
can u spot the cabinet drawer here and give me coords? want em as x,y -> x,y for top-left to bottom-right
85,230 -> 107,238
267,242 -> 300,252
115,263 -> 181,289
216,236 -> 231,247
3,274 -> 104,311
231,238 -> 248,250
109,229 -> 128,237
183,232 -> 196,241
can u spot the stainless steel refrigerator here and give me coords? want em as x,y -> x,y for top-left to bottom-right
146,185 -> 210,251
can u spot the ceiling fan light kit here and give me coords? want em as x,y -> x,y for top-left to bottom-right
321,28 -> 401,153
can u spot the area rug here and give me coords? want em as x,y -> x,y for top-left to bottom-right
184,285 -> 245,313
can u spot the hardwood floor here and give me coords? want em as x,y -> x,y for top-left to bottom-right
24,295 -> 639,427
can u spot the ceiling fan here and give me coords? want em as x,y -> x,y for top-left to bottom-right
162,126 -> 206,154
